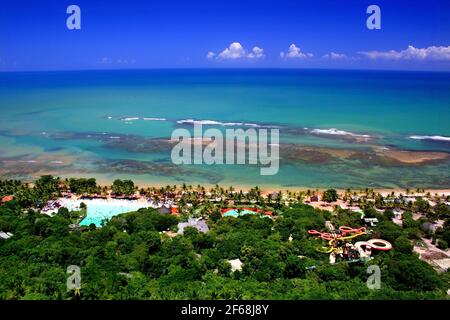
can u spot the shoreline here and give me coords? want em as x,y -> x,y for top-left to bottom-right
8,171 -> 450,197
58,175 -> 450,197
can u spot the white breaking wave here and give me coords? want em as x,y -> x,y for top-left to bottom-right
176,119 -> 261,127
243,123 -> 261,128
177,119 -> 223,125
143,117 -> 167,121
224,122 -> 263,128
310,128 -> 371,138
117,116 -> 167,121
409,135 -> 450,142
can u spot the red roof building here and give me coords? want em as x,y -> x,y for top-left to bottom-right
1,195 -> 14,203
171,206 -> 179,215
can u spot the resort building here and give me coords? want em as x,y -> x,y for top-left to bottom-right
157,205 -> 172,215
404,197 -> 416,204
421,222 -> 439,234
364,218 -> 379,227
0,231 -> 13,240
227,258 -> 243,272
177,218 -> 209,235
1,195 -> 13,204
394,210 -> 403,220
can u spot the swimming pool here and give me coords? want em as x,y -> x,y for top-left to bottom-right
223,209 -> 258,218
65,199 -> 151,227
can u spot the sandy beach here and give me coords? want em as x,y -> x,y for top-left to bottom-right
65,175 -> 450,197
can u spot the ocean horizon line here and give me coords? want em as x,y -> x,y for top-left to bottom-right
2,66 -> 450,74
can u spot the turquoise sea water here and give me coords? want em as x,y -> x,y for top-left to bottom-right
0,69 -> 449,189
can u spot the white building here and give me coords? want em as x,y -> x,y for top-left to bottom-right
0,231 -> 13,240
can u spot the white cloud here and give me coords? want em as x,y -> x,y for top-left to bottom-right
218,42 -> 247,59
280,44 -> 313,59
99,57 -> 112,64
247,46 -> 265,59
359,45 -> 450,61
98,57 -> 135,65
323,52 -> 347,60
208,42 -> 265,60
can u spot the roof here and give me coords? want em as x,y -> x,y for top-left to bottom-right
364,217 -> 379,226
421,222 -> 438,232
0,231 -> 13,240
157,205 -> 172,214
177,218 -> 209,234
269,192 -> 278,197
1,195 -> 14,203
227,258 -> 243,272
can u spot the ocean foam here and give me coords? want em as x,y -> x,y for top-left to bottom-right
177,119 -> 261,127
143,117 -> 167,121
310,128 -> 371,138
121,117 -> 140,121
177,119 -> 223,125
223,122 -> 245,126
409,135 -> 450,142
243,123 -> 261,128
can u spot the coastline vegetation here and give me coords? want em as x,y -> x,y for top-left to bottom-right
0,176 -> 449,299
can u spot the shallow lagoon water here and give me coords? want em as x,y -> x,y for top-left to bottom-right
1,69 -> 449,188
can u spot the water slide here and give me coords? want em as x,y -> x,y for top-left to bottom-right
308,226 -> 392,261
308,226 -> 366,241
366,238 -> 392,250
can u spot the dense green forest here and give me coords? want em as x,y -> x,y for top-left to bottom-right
0,194 -> 449,299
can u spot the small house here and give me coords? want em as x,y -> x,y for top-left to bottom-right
394,210 -> 403,220
0,231 -> 13,240
421,222 -> 438,234
177,218 -> 209,235
157,205 -> 172,215
227,258 -> 243,272
1,195 -> 14,204
364,217 -> 379,227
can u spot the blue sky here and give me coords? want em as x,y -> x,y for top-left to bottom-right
0,0 -> 449,71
